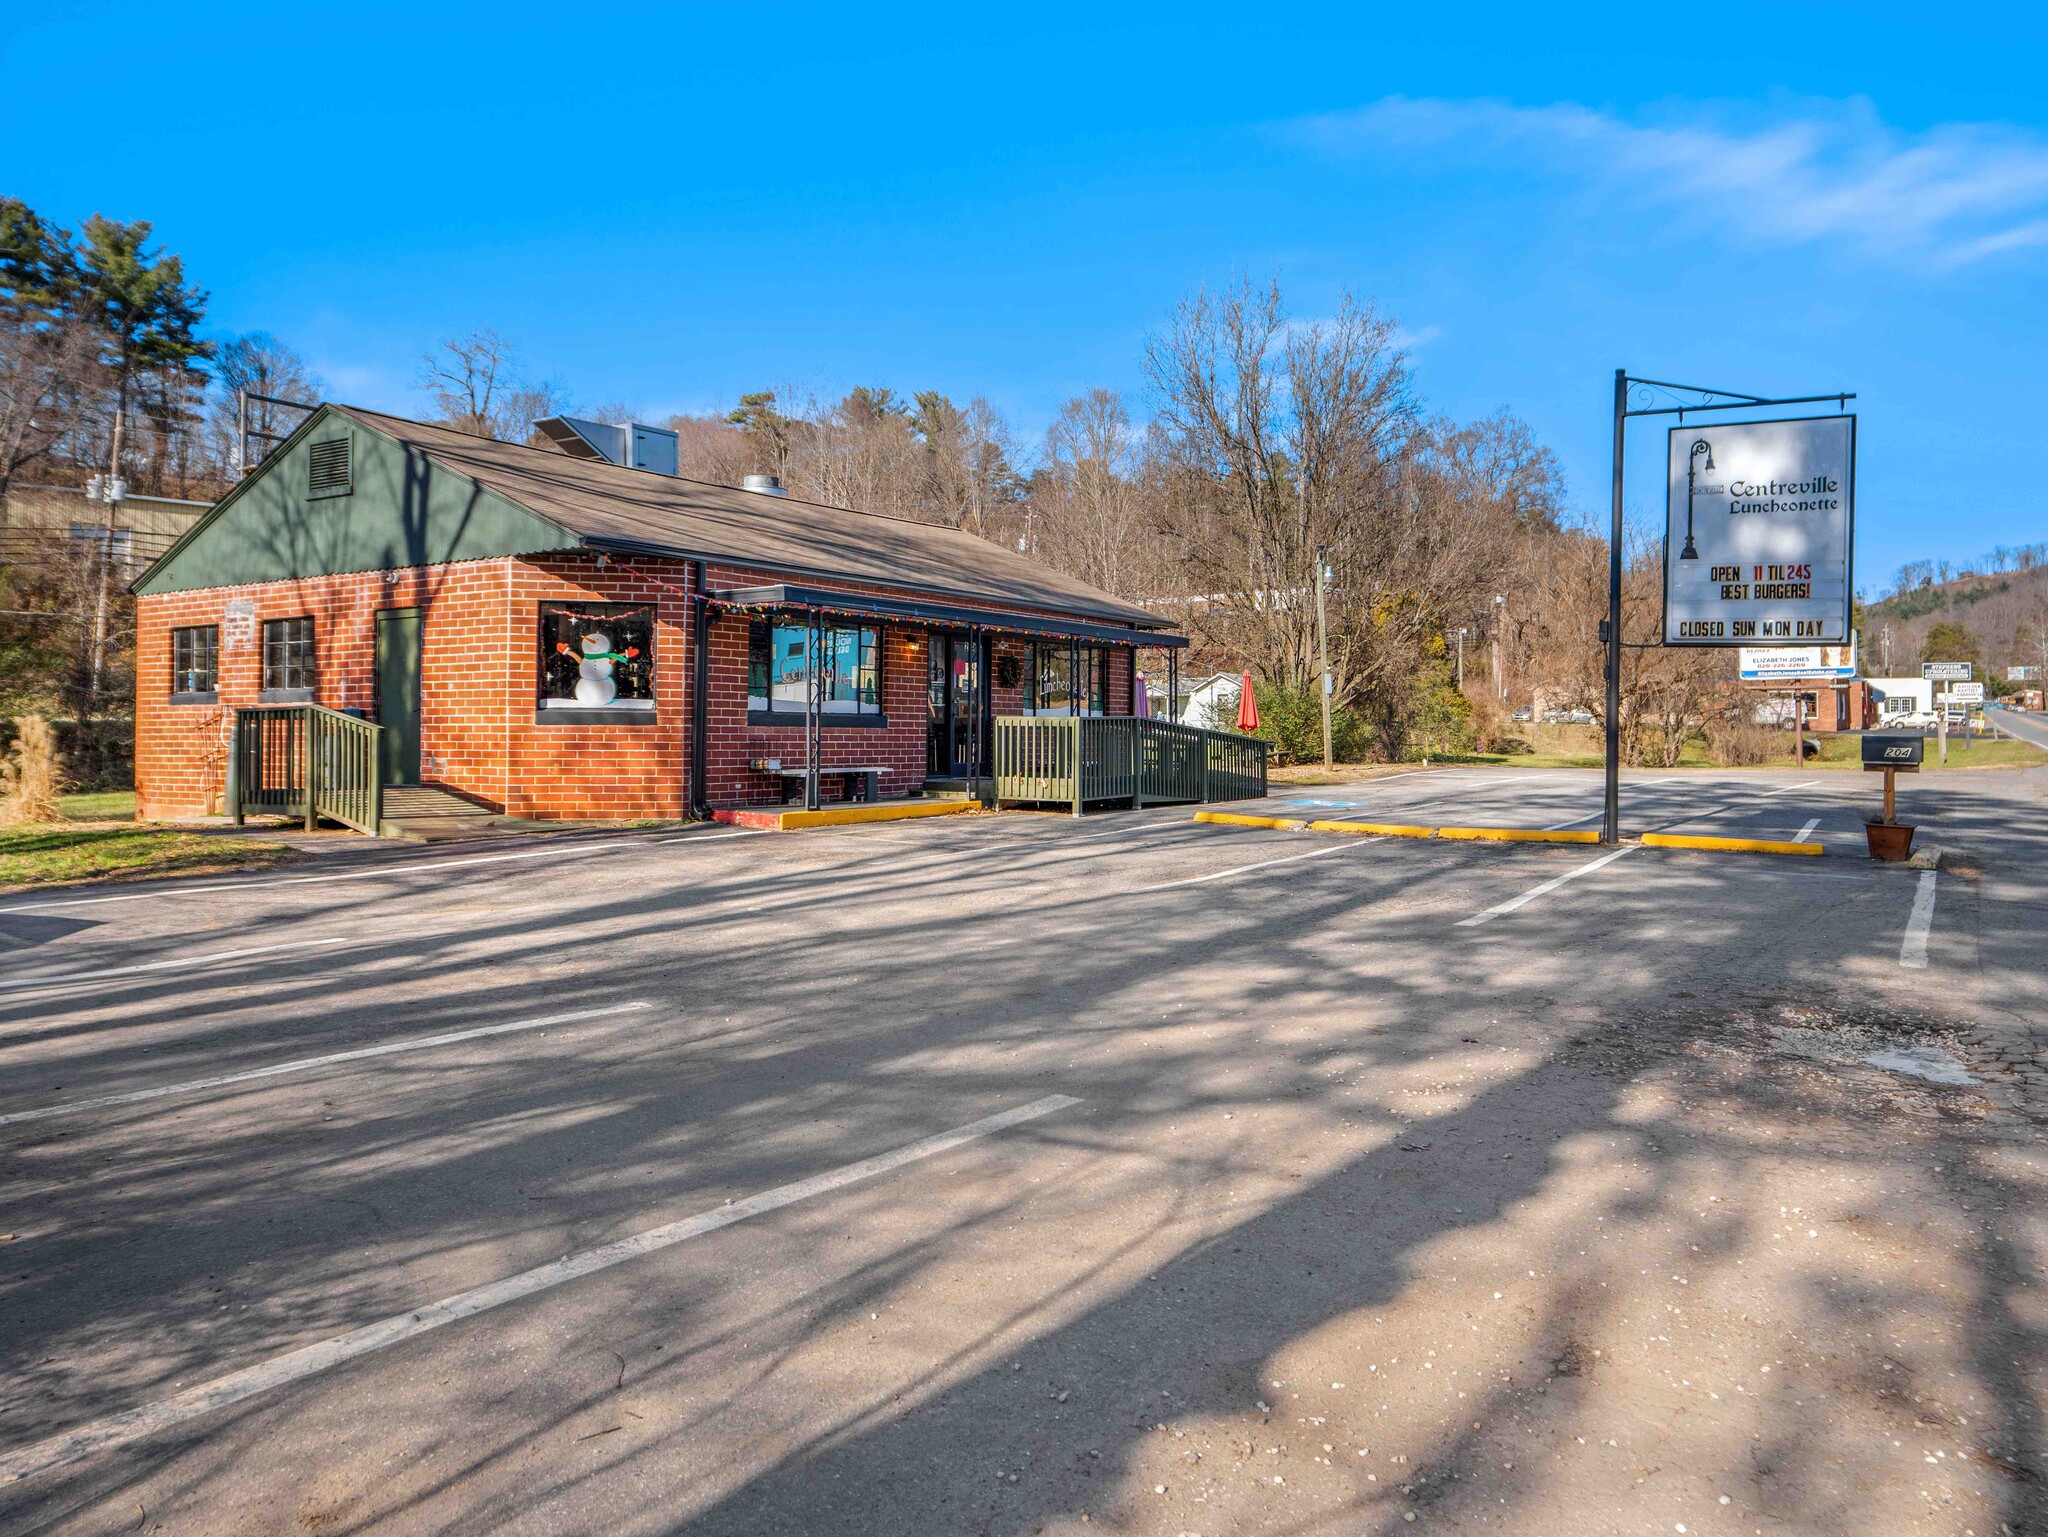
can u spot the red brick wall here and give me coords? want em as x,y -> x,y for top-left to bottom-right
135,550 -> 1157,821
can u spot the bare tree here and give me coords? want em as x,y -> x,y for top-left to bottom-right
419,329 -> 565,443
1031,389 -> 1156,598
0,314 -> 100,498
1145,278 -> 1415,707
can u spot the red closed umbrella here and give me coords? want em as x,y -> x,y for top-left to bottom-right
1236,669 -> 1260,732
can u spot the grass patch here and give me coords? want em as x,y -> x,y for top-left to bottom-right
0,820 -> 296,892
56,790 -> 137,821
1801,733 -> 2048,770
1258,721 -> 2046,781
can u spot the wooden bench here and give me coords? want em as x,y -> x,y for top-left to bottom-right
750,759 -> 892,804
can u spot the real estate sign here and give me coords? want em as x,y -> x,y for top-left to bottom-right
1663,416 -> 1855,647
1738,639 -> 1858,681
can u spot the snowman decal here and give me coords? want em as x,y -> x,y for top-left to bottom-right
555,630 -> 641,706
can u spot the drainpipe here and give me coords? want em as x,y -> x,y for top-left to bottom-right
689,560 -> 711,819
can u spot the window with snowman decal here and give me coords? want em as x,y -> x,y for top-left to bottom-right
539,603 -> 655,713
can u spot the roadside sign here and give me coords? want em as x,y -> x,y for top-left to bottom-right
2010,664 -> 2042,681
1664,415 -> 1854,647
1739,638 -> 1857,681
1950,682 -> 1985,703
1923,661 -> 1972,681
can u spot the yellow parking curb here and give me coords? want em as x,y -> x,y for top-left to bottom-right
767,801 -> 973,831
1193,811 -> 1308,830
1307,820 -> 1436,838
1436,826 -> 1602,844
1639,832 -> 1824,857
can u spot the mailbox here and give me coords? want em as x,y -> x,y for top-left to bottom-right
1862,734 -> 1924,772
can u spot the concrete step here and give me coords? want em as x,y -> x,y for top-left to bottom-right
380,785 -> 510,839
382,785 -> 499,819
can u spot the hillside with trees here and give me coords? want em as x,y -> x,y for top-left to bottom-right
1863,557 -> 2048,687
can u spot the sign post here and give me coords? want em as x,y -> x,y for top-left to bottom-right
1601,375 -> 1856,845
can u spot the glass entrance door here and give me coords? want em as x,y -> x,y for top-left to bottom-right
926,634 -> 988,777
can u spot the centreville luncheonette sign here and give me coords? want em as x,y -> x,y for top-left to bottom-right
1663,415 -> 1855,647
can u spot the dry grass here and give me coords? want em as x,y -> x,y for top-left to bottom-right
0,716 -> 63,825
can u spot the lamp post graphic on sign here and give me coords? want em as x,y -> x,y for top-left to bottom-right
1679,438 -> 1713,561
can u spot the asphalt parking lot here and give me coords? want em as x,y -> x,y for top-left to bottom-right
2,764 -> 2044,1536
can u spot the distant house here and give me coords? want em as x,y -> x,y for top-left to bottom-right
1166,672 -> 1243,730
129,405 -> 1184,821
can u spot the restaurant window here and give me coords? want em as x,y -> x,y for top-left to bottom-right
539,602 -> 655,718
1026,642 -> 1108,714
746,620 -> 882,719
171,625 -> 219,701
260,617 -> 316,700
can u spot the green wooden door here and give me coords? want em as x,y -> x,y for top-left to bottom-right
374,607 -> 422,785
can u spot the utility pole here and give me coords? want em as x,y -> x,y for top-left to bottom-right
1455,628 -> 1467,691
1880,622 -> 1893,675
89,408 -> 125,714
1313,548 -> 1334,772
1492,594 -> 1506,701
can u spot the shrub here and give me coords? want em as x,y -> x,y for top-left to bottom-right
1403,679 -> 1476,760
0,715 -> 65,825
1250,680 -> 1370,765
1705,714 -> 1780,767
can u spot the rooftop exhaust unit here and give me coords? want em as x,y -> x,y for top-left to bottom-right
534,415 -> 679,477
742,473 -> 788,497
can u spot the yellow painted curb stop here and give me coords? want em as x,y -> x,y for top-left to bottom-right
1436,826 -> 1601,844
772,801 -> 973,831
1193,811 -> 1307,830
1308,819 -> 1436,838
1640,832 -> 1823,857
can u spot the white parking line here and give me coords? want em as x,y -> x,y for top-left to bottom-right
1760,780 -> 1822,796
0,1092 -> 1082,1487
0,936 -> 353,992
1457,845 -> 1637,928
1900,871 -> 1937,969
0,831 -> 765,916
1132,836 -> 1374,893
1792,819 -> 1820,843
0,1002 -> 653,1128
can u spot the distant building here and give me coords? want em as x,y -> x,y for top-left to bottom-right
2,482 -> 211,575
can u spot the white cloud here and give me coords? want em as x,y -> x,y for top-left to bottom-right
1287,95 -> 2048,268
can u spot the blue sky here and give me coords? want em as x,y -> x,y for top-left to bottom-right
6,2 -> 2044,587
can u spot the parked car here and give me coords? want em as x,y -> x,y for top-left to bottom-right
1881,710 -> 1939,730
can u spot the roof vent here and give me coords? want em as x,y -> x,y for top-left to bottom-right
534,415 -> 679,476
307,437 -> 352,498
742,473 -> 788,497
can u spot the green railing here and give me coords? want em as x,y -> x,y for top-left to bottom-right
992,715 -> 1267,813
229,704 -> 385,835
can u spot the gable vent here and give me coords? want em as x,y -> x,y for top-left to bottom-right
307,437 -> 353,498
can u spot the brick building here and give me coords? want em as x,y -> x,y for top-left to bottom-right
131,406 -> 1183,822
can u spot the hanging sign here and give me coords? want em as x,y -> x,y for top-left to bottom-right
1663,415 -> 1855,647
1738,637 -> 1857,681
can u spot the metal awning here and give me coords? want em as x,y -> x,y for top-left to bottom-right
707,582 -> 1187,649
